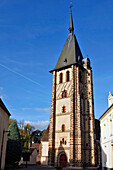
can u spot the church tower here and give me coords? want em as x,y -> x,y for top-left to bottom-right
48,8 -> 96,168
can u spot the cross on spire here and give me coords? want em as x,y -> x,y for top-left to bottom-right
69,2 -> 72,11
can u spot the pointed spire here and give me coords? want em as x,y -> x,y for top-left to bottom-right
69,3 -> 74,33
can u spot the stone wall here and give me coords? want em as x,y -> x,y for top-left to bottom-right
48,62 -> 96,167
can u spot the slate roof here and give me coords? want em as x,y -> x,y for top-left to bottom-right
0,98 -> 11,116
41,125 -> 49,142
50,10 -> 83,73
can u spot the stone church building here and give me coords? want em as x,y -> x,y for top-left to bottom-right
38,9 -> 96,168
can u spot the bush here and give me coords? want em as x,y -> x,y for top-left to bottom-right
5,122 -> 22,166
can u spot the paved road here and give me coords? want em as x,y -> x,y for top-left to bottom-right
18,165 -> 55,170
18,165 -> 101,170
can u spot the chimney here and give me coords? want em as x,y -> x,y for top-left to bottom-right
108,92 -> 113,107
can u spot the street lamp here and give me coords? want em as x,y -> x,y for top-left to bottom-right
0,129 -> 10,170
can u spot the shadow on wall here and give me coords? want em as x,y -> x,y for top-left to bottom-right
57,142 -> 68,168
95,119 -> 102,168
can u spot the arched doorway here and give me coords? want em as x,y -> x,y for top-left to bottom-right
60,154 -> 67,167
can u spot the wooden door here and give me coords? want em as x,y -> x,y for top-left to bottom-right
60,154 -> 67,167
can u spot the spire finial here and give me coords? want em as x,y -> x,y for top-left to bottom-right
69,2 -> 74,34
69,2 -> 72,12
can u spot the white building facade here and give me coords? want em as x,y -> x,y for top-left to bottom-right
99,92 -> 113,170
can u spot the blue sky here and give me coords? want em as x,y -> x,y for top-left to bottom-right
0,0 -> 113,129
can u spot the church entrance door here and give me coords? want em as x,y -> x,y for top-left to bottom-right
60,154 -> 67,167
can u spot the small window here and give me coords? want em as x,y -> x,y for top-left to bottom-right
62,90 -> 67,98
62,124 -> 65,132
62,92 -> 64,98
65,91 -> 67,97
59,73 -> 63,83
66,71 -> 70,82
62,106 -> 66,113
60,141 -> 62,145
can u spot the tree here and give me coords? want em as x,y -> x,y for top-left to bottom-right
23,123 -> 35,147
5,122 -> 22,166
31,130 -> 43,143
31,129 -> 46,144
9,118 -> 17,126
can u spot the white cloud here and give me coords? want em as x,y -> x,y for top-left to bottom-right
35,108 -> 50,112
23,120 -> 49,130
22,107 -> 50,112
22,108 -> 31,111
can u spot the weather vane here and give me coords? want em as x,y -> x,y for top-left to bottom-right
69,2 -> 72,10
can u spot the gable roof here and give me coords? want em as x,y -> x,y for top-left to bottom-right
41,125 -> 49,142
0,98 -> 11,116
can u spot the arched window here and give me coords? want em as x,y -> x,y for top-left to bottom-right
66,71 -> 70,82
62,124 -> 65,132
62,92 -> 65,98
62,106 -> 66,113
65,91 -> 67,97
59,73 -> 63,83
62,90 -> 67,98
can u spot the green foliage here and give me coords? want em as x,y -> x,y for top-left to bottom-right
23,123 -> 35,147
5,122 -> 22,166
9,118 -> 17,126
22,149 -> 31,153
31,129 -> 43,143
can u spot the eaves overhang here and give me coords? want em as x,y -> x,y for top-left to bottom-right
49,62 -> 89,73
49,63 -> 76,73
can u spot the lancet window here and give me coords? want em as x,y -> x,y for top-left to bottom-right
66,71 -> 70,82
62,90 -> 67,98
62,106 -> 66,113
62,124 -> 65,132
59,73 -> 63,83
